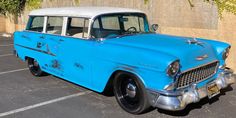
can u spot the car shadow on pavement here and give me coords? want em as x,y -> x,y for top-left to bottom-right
42,74 -> 234,116
156,86 -> 233,116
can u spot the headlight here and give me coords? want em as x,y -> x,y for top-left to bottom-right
167,60 -> 180,77
222,46 -> 231,60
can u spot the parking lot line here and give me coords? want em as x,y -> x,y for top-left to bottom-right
0,68 -> 28,75
0,54 -> 13,57
0,91 -> 92,117
0,44 -> 13,47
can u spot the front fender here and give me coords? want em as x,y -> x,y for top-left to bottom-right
111,66 -> 174,91
90,42 -> 179,92
96,42 -> 179,72
198,38 -> 231,65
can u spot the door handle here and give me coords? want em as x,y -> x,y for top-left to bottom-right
59,39 -> 64,42
39,36 -> 45,39
21,35 -> 29,39
37,42 -> 42,48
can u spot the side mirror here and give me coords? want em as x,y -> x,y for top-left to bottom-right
151,24 -> 159,32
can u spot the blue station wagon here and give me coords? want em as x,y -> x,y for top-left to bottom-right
13,7 -> 235,114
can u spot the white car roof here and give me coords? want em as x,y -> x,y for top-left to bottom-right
29,7 -> 144,19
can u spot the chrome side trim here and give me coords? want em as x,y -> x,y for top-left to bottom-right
15,44 -> 56,56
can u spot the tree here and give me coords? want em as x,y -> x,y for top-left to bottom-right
189,0 -> 236,17
144,0 -> 236,17
0,0 -> 41,16
0,0 -> 26,16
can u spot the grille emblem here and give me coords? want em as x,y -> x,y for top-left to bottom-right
196,54 -> 208,61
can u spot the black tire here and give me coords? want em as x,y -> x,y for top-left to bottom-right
113,72 -> 150,114
28,58 -> 45,77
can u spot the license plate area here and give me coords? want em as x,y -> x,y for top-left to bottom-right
207,82 -> 220,99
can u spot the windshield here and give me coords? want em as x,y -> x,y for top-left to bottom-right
91,13 -> 150,38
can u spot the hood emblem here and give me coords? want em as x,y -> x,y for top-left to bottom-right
187,38 -> 204,47
196,54 -> 208,61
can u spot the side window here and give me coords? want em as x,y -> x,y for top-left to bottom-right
26,16 -> 44,32
66,17 -> 89,38
93,19 -> 100,29
46,17 -> 63,35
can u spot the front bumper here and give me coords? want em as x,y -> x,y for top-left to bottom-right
147,67 -> 236,111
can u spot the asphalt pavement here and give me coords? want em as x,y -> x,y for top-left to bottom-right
0,35 -> 236,118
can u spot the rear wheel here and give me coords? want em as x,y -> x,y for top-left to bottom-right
28,58 -> 45,76
113,72 -> 150,114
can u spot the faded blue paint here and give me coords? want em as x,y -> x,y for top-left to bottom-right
14,30 -> 230,92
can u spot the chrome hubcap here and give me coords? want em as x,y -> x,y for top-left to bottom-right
33,60 -> 39,67
126,83 -> 136,98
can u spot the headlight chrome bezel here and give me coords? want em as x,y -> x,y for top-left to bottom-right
222,46 -> 231,60
166,60 -> 180,77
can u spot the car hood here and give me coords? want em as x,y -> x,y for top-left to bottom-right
103,33 -> 218,71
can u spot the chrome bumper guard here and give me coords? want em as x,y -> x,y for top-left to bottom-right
147,67 -> 235,111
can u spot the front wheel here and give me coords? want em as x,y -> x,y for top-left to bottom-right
113,72 -> 150,114
28,58 -> 45,77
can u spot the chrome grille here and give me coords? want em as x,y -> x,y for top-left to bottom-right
177,61 -> 218,88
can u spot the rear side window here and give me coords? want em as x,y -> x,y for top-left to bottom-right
66,17 -> 89,38
46,17 -> 63,35
26,16 -> 44,32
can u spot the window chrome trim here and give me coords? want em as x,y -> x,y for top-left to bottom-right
43,16 -> 47,33
62,17 -> 68,36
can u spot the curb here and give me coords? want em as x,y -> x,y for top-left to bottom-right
0,33 -> 12,38
0,33 -> 12,39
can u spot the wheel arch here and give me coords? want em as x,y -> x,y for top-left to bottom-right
24,56 -> 43,69
25,56 -> 35,62
102,68 -> 146,95
25,56 -> 30,61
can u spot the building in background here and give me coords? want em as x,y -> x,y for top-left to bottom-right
0,0 -> 235,70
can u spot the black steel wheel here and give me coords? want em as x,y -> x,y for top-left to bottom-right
28,58 -> 45,76
113,72 -> 150,114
